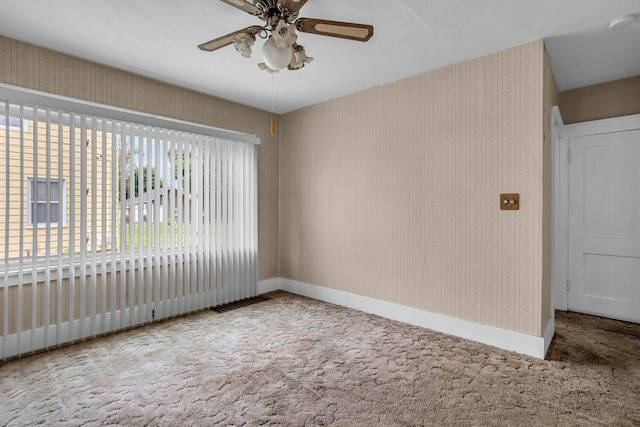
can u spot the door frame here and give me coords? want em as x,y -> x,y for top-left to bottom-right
552,110 -> 640,310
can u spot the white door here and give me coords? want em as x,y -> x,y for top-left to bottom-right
568,129 -> 640,323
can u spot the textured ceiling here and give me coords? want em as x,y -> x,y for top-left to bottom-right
0,0 -> 638,113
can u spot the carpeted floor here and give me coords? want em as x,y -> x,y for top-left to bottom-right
1,291 -> 639,426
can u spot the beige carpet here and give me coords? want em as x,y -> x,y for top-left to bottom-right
1,291 -> 639,426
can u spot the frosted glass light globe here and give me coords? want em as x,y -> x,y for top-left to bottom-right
262,36 -> 293,70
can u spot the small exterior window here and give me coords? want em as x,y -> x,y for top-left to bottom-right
27,178 -> 66,227
0,114 -> 29,132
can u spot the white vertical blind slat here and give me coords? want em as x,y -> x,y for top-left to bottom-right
214,140 -> 220,305
173,132 -> 188,314
187,135 -> 195,312
160,130 -> 169,319
168,132 -> 177,317
192,136 -> 199,310
196,137 -> 201,309
203,137 -> 211,308
110,122 -> 118,333
79,116 -> 88,340
252,145 -> 258,295
67,114 -> 76,343
243,144 -> 250,297
248,145 -> 252,294
127,123 -> 136,328
90,120 -> 98,337
144,127 -> 152,322
216,140 -> 223,307
221,141 -> 228,305
238,144 -> 244,301
236,144 -> 243,301
118,122 -> 127,330
100,121 -> 108,334
232,144 -> 240,303
191,135 -> 198,311
55,111 -> 64,345
237,144 -> 245,300
242,144 -> 249,300
185,136 -> 191,311
31,107 -> 38,351
136,126 -> 144,325
17,106 -> 25,355
210,140 -> 217,306
155,133 -> 168,319
197,136 -> 205,311
2,103 -> 9,359
186,134 -> 191,310
153,128 -> 161,321
43,109 -> 52,348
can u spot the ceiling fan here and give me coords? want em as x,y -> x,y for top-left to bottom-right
198,0 -> 374,72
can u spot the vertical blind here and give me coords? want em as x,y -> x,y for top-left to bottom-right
0,98 -> 258,359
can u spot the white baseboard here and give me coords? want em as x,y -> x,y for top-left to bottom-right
257,277 -> 283,294
259,277 -> 553,359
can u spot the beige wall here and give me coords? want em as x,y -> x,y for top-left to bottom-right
559,75 -> 640,124
0,35 -> 280,280
281,40 -> 549,336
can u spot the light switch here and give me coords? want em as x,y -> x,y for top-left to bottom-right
500,193 -> 519,210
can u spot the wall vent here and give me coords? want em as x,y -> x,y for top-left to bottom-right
210,296 -> 270,313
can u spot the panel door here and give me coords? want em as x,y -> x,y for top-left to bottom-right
568,130 -> 640,323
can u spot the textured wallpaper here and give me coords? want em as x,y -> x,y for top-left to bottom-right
0,35 -> 280,281
281,40 -> 549,336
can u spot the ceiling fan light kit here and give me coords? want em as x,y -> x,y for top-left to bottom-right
261,19 -> 298,70
199,0 -> 374,72
232,33 -> 255,57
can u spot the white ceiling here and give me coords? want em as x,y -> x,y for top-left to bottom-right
0,0 -> 638,114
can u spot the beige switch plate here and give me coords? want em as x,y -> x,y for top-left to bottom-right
500,193 -> 519,210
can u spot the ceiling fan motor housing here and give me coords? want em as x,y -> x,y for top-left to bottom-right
255,0 -> 299,24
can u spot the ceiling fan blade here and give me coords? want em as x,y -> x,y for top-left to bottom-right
279,0 -> 308,13
295,18 -> 374,42
198,26 -> 262,52
218,0 -> 262,16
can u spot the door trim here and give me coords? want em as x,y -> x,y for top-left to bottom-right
553,112 -> 640,311
552,107 -> 567,310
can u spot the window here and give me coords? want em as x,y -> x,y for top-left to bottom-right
27,178 -> 66,227
0,114 -> 29,132
1,87 -> 259,359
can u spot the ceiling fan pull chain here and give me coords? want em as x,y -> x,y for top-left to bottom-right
271,73 -> 276,136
